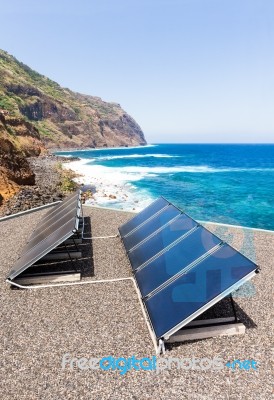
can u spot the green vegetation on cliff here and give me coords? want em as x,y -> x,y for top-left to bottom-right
0,48 -> 146,202
0,48 -> 146,149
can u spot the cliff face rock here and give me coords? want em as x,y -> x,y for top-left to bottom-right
0,49 -> 146,149
0,49 -> 147,202
0,112 -> 43,201
0,134 -> 32,201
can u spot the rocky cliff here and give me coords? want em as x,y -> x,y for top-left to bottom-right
0,49 -> 146,202
0,49 -> 146,149
0,111 -> 45,202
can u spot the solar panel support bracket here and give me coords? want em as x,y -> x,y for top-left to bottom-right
13,272 -> 81,286
41,251 -> 82,261
166,322 -> 246,344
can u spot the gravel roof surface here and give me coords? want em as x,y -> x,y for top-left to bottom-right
0,205 -> 273,400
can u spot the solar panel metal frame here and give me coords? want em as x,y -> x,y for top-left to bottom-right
122,204 -> 182,252
118,196 -> 170,238
7,191 -> 82,281
24,203 -> 81,252
135,230 -> 223,299
126,214 -> 199,271
150,269 -> 257,340
29,194 -> 80,240
119,196 -> 259,342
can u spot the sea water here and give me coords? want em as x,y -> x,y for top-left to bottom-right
55,144 -> 274,230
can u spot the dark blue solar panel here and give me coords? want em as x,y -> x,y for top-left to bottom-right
7,191 -> 81,281
122,205 -> 181,251
128,214 -> 197,270
30,193 -> 80,240
119,197 -> 169,237
144,243 -> 257,338
25,207 -> 78,252
135,226 -> 222,297
7,218 -> 77,280
44,192 -> 78,218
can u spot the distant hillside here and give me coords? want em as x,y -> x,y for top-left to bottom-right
0,49 -> 146,149
0,49 -> 146,202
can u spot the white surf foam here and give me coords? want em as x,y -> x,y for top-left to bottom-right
56,152 -> 176,162
68,160 -> 221,175
63,160 -> 155,211
63,158 -> 274,211
95,153 -> 180,161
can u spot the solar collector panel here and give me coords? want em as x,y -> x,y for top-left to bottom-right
118,197 -> 259,344
128,214 -> 197,271
135,226 -> 222,298
24,207 -> 80,252
42,192 -> 78,220
118,197 -> 169,238
144,243 -> 258,339
122,205 -> 181,251
7,190 -> 82,281
29,194 -> 80,240
7,217 -> 77,280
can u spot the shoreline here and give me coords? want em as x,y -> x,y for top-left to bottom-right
62,158 -> 155,212
58,144 -> 274,232
51,143 -> 156,153
1,144 -> 273,231
61,155 -> 274,230
0,144 -> 155,217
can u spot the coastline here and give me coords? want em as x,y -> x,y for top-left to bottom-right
61,158 -> 154,212
0,144 -> 155,217
56,143 -> 157,213
51,144 -> 156,153
1,143 -> 273,231
56,143 -> 274,231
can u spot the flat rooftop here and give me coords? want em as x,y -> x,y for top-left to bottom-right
0,206 -> 273,399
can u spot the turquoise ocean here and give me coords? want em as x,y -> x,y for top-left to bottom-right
56,144 -> 274,231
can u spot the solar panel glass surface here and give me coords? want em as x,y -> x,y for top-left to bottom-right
24,208 -> 78,252
135,226 -> 221,297
122,205 -> 181,251
29,194 -> 80,239
8,218 -> 76,280
7,191 -> 81,280
119,197 -> 169,237
144,243 -> 257,338
128,214 -> 197,270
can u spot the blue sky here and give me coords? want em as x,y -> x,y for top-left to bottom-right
0,0 -> 273,143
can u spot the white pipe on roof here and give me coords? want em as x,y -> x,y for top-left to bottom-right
6,276 -> 159,354
0,201 -> 62,222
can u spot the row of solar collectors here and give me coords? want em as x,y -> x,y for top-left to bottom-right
7,191 -> 82,280
119,197 -> 258,339
26,192 -> 81,249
